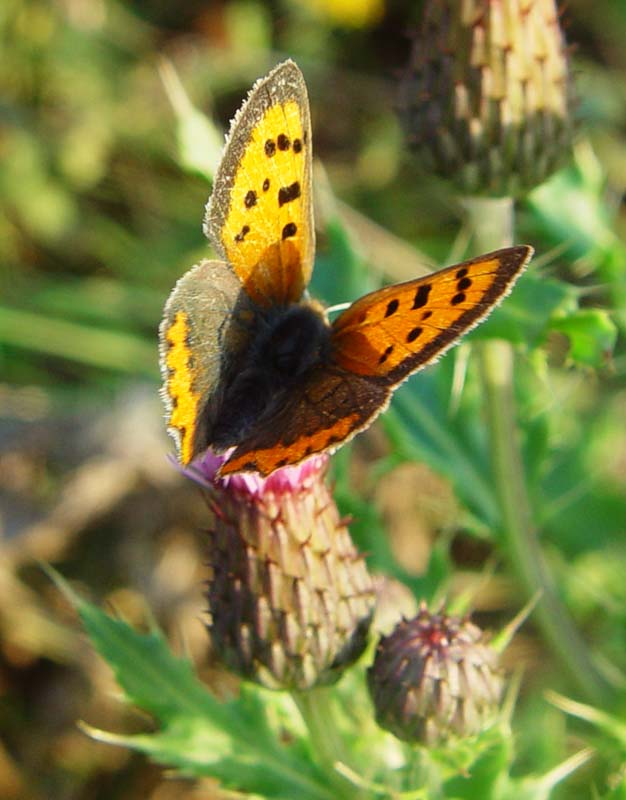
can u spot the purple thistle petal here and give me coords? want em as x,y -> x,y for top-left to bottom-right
170,449 -> 329,497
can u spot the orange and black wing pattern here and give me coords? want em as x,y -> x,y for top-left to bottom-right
204,60 -> 314,308
219,366 -> 390,476
220,246 -> 533,476
330,246 -> 533,384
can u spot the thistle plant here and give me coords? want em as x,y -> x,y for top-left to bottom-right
186,451 -> 375,691
367,604 -> 504,744
400,0 -> 574,196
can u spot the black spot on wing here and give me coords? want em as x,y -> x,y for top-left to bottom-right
412,284 -> 431,309
235,225 -> 250,242
278,181 -> 301,206
282,222 -> 297,240
385,299 -> 399,317
378,344 -> 394,365
406,326 -> 422,343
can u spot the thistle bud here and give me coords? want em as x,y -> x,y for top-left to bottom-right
400,0 -> 574,196
186,452 -> 375,690
367,604 -> 503,744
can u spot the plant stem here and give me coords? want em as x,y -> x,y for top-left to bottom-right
463,196 -> 610,704
292,688 -> 357,799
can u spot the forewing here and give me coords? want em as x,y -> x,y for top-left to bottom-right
330,246 -> 533,384
204,60 -> 314,308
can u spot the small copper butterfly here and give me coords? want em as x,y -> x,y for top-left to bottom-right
160,61 -> 533,477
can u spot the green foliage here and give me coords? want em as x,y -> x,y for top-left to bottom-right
59,572 -> 333,799
527,146 -> 626,330
56,568 -> 594,800
550,309 -> 617,367
3,0 -> 626,797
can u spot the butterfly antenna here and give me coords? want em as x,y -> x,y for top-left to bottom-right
326,302 -> 351,316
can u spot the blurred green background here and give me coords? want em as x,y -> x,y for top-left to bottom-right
1,1 -> 625,798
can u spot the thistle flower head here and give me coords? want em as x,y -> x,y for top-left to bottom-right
400,0 -> 574,196
183,448 -> 329,498
367,603 -> 504,744
184,451 -> 375,690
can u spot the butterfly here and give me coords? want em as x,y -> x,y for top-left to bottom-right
160,60 -> 533,477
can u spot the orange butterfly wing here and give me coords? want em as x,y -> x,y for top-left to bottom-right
204,60 -> 314,308
330,246 -> 533,382
220,246 -> 533,476
220,367 -> 389,476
